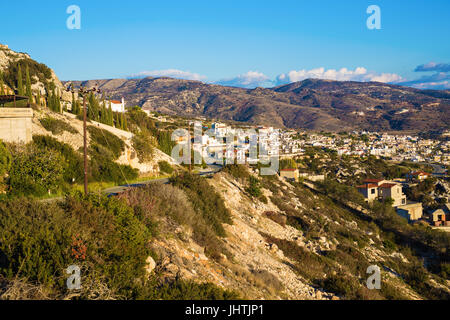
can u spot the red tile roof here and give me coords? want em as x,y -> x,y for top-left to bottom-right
110,100 -> 122,104
411,171 -> 431,176
379,183 -> 398,189
357,184 -> 378,189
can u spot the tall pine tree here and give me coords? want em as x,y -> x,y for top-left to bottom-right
17,65 -> 24,95
36,90 -> 41,106
122,113 -> 127,131
0,71 -> 5,96
107,105 -> 114,126
25,65 -> 32,101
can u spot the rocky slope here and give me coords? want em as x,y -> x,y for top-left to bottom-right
137,168 -> 449,300
0,44 -> 70,100
67,77 -> 450,133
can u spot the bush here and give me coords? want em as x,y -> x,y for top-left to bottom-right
0,193 -> 240,300
39,117 -> 78,135
0,193 -> 153,297
158,161 -> 174,174
132,130 -> 156,163
89,144 -> 138,184
319,274 -> 361,299
0,199 -> 77,288
32,135 -> 84,184
0,140 -> 11,176
317,178 -> 365,205
88,126 -> 124,160
170,174 -> 232,259
7,144 -> 64,196
246,176 -> 262,198
3,58 -> 52,89
223,164 -> 250,181
137,277 -> 240,300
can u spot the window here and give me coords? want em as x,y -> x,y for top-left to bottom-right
371,188 -> 376,194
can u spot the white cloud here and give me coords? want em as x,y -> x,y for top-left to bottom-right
410,81 -> 450,90
214,71 -> 271,88
130,69 -> 207,81
398,72 -> 450,90
275,67 -> 403,85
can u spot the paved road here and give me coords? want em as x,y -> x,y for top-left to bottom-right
40,165 -> 223,202
103,164 -> 223,196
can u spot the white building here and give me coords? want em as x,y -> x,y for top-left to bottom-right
108,98 -> 126,113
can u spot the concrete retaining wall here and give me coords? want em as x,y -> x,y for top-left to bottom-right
0,108 -> 33,143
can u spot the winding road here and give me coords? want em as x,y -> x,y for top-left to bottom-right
103,164 -> 223,196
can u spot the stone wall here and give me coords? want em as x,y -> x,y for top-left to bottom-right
0,108 -> 33,143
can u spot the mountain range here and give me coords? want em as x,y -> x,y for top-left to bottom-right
67,77 -> 450,133
2,42 -> 448,133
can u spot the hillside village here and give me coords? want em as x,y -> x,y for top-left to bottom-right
0,44 -> 449,301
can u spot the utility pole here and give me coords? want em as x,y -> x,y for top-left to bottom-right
66,83 -> 101,196
189,122 -> 192,174
83,94 -> 88,195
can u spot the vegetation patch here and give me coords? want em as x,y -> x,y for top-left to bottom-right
158,161 -> 174,174
87,126 -> 124,160
170,174 -> 233,259
39,117 -> 78,135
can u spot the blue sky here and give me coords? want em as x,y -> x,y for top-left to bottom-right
1,0 -> 449,89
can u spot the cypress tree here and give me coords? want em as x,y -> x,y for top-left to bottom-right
36,90 -> 41,106
120,113 -> 124,130
105,102 -> 110,125
0,71 -> 4,95
123,113 -> 127,131
57,89 -> 62,113
100,104 -> 106,124
25,65 -> 32,100
115,112 -> 119,128
47,89 -> 53,110
17,65 -> 24,95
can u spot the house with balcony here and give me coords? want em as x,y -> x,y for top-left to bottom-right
357,179 -> 407,207
357,178 -> 423,221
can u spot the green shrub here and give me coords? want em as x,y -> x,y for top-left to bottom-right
7,144 -> 64,196
32,135 -> 84,184
170,174 -> 232,259
3,58 -> 52,89
132,130 -> 156,163
319,274 -> 361,299
158,161 -> 174,174
39,117 -> 77,135
246,176 -> 262,198
223,164 -> 250,180
88,126 -> 124,160
0,199 -> 76,288
89,144 -> 138,184
0,193 -> 240,300
0,140 -> 11,176
136,277 -> 240,300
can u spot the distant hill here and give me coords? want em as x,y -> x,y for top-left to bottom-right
66,77 -> 450,133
